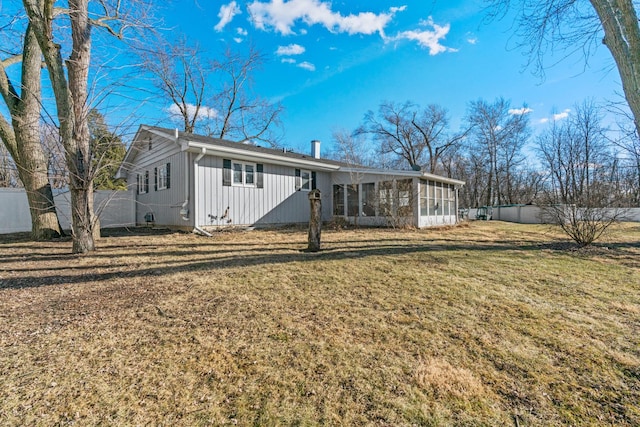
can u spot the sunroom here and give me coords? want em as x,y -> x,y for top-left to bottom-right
330,169 -> 464,228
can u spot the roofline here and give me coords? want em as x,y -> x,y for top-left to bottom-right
338,167 -> 466,186
183,141 -> 341,171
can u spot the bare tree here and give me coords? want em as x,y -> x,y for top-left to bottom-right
138,38 -> 206,134
211,47 -> 283,144
487,0 -> 640,143
22,0 -> 148,253
0,20 -> 64,239
330,128 -> 375,167
537,100 -> 622,246
140,40 -> 283,145
357,101 -> 468,172
465,97 -> 530,206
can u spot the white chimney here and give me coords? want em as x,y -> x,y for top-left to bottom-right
311,140 -> 321,159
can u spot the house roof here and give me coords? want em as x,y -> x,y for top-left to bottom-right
116,125 -> 465,186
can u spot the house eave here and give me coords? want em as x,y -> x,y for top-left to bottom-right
182,141 -> 341,171
337,167 -> 465,186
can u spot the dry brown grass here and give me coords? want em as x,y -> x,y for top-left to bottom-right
0,221 -> 639,426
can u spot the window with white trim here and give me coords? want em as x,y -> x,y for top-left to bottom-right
232,161 -> 256,187
137,171 -> 149,194
301,170 -> 311,191
157,163 -> 169,190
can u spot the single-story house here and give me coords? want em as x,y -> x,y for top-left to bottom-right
115,125 -> 465,232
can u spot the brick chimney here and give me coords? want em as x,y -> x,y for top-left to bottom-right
311,140 -> 321,159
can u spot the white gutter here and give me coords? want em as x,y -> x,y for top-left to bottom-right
182,141 -> 341,171
192,147 -> 212,237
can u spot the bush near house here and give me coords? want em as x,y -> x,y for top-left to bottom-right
0,222 -> 638,425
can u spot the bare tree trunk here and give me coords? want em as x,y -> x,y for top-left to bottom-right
23,0 -> 97,253
590,0 -> 640,138
308,190 -> 322,252
0,24 -> 64,240
67,0 -> 96,253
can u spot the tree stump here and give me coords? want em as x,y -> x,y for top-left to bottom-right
308,189 -> 322,252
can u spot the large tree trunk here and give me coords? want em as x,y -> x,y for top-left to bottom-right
14,122 -> 64,240
23,0 -> 97,253
0,23 -> 64,240
67,0 -> 96,253
591,0 -> 640,138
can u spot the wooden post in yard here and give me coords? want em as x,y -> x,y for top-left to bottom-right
308,189 -> 322,252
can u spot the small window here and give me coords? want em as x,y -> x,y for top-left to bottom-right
137,172 -> 148,194
224,159 -> 263,188
296,169 -> 312,191
233,163 -> 243,184
157,163 -> 170,190
245,164 -> 254,185
232,161 -> 256,187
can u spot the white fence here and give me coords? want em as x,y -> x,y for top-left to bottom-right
0,188 -> 135,235
468,205 -> 640,224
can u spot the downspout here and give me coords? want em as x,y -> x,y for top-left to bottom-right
193,147 -> 212,237
179,129 -> 190,222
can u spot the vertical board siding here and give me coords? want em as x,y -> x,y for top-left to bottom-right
128,150 -> 191,227
196,156 -> 332,227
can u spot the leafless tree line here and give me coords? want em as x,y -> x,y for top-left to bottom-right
331,97 -> 640,211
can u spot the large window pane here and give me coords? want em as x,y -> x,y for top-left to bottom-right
333,184 -> 344,216
397,179 -> 413,217
301,170 -> 311,190
347,184 -> 359,216
379,181 -> 393,216
362,183 -> 376,216
233,163 -> 243,184
245,164 -> 254,185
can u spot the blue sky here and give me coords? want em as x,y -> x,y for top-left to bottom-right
121,1 -> 621,154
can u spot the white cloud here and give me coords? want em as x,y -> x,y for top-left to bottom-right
390,17 -> 454,55
233,37 -> 243,43
467,35 -> 478,45
237,27 -> 248,36
248,0 -> 403,36
281,58 -> 297,64
553,109 -> 571,121
509,107 -> 533,115
298,61 -> 316,71
168,103 -> 218,120
276,43 -> 306,56
214,1 -> 241,32
538,109 -> 571,124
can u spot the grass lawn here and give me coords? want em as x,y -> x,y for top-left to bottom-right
0,221 -> 639,426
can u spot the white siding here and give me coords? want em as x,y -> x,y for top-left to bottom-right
123,133 -> 193,227
195,156 -> 332,227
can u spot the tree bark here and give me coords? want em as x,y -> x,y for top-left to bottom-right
0,23 -> 64,240
308,190 -> 322,252
590,0 -> 640,138
23,0 -> 97,252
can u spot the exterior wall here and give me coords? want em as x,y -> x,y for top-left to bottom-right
195,155 -> 333,227
0,188 -> 135,234
123,133 -> 193,227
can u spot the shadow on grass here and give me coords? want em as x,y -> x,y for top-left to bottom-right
1,235 -> 624,291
